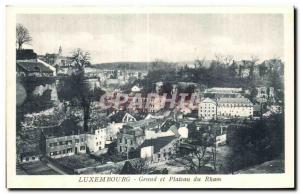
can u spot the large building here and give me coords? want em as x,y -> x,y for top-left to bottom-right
41,120 -> 87,159
217,97 -> 253,118
198,98 -> 217,120
198,97 -> 253,119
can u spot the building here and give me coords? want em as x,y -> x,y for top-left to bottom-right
140,136 -> 178,163
204,87 -> 242,99
86,127 -> 107,153
117,125 -> 145,155
217,97 -> 253,118
16,49 -> 56,77
17,60 -> 56,77
40,119 -> 86,159
198,98 -> 217,120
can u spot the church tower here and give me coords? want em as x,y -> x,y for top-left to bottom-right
58,46 -> 62,56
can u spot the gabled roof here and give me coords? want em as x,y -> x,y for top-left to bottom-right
140,136 -> 177,153
201,98 -> 216,104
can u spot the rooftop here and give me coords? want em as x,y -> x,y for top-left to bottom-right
17,61 -> 54,73
201,98 -> 217,104
217,97 -> 253,105
205,87 -> 242,94
139,135 -> 177,153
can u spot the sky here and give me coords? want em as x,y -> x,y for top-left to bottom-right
17,14 -> 283,63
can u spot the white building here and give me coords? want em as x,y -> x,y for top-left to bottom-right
86,128 -> 107,153
198,98 -> 217,120
217,97 -> 253,118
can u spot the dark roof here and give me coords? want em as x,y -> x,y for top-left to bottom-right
108,111 -> 126,123
139,136 -> 177,153
17,62 -> 53,73
42,119 -> 83,138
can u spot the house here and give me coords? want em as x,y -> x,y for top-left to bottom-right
117,125 -> 145,155
40,119 -> 86,159
19,151 -> 41,163
86,127 -> 107,153
140,136 -> 178,163
19,145 -> 41,163
217,97 -> 253,118
198,98 -> 217,120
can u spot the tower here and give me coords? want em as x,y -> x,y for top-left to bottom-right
58,46 -> 62,56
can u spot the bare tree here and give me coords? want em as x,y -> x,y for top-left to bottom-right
171,130 -> 216,174
194,57 -> 206,68
71,48 -> 91,71
16,23 -> 32,50
70,48 -> 92,132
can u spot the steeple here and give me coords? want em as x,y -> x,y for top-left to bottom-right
58,46 -> 62,56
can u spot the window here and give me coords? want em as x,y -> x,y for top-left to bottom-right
80,146 -> 85,151
53,151 -> 58,155
81,138 -> 84,142
99,147 -> 101,150
130,140 -> 133,145
125,147 -> 127,152
26,157 -> 29,161
63,150 -> 66,154
49,143 -> 53,147
96,142 -> 98,146
119,138 -> 122,143
32,157 -> 35,160
125,139 -> 127,144
119,146 -> 122,152
59,141 -> 63,145
75,139 -> 79,143
53,142 -> 57,146
67,148 -> 72,153
68,140 -> 72,145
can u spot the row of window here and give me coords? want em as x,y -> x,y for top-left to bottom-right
119,138 -> 133,145
49,138 -> 85,147
22,156 -> 37,161
119,146 -> 131,152
200,110 -> 215,113
50,148 -> 73,156
49,146 -> 86,156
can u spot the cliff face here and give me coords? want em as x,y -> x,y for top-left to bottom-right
17,77 -> 59,114
33,82 -> 58,102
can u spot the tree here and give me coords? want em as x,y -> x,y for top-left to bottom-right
16,23 -> 32,50
171,128 -> 216,174
59,48 -> 98,132
118,158 -> 154,174
71,48 -> 91,71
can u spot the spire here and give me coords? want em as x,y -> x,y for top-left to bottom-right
58,46 -> 62,56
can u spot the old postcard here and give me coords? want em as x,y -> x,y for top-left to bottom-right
6,6 -> 294,189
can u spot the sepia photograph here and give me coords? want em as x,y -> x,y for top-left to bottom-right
6,6 -> 295,189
